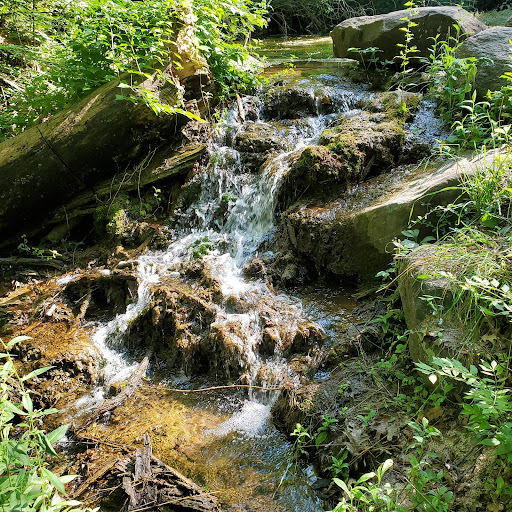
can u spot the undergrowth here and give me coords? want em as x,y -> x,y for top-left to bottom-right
0,0 -> 268,141
0,336 -> 95,512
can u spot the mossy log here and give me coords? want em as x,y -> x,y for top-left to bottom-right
48,142 -> 207,227
0,36 -> 214,241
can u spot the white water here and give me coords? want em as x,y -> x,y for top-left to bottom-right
73,74 -> 372,424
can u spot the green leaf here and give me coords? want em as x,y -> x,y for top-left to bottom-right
356,472 -> 376,484
21,366 -> 54,381
481,213 -> 500,229
315,431 -> 327,448
41,467 -> 65,494
22,393 -> 33,414
47,425 -> 69,445
6,336 -> 31,349
38,432 -> 59,457
333,478 -> 351,497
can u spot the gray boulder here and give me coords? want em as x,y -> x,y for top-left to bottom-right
279,150 -> 501,281
331,7 -> 486,63
456,27 -> 512,99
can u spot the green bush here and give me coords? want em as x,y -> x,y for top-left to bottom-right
0,0 -> 268,141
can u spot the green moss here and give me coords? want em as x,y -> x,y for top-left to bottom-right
318,128 -> 364,175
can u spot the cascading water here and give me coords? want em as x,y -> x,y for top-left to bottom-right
71,65 -> 401,511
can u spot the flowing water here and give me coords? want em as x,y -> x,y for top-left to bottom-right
68,57 -> 427,510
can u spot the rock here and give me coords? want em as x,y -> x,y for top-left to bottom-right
331,7 -> 486,63
122,272 -> 325,382
278,150 -> 503,281
319,112 -> 405,178
276,145 -> 350,211
398,245 -> 469,366
456,27 -> 512,99
276,112 -> 406,212
360,90 -> 422,117
234,121 -> 295,171
506,17 -> 512,28
62,271 -> 138,321
262,86 -> 317,119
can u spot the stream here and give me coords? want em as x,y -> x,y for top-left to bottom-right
64,42 -> 438,511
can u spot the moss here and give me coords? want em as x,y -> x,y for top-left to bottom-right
319,130 -> 364,176
382,92 -> 422,122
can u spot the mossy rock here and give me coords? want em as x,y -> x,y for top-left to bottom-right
319,112 -> 405,178
276,145 -> 353,211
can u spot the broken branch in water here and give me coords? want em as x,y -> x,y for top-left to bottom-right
145,384 -> 283,393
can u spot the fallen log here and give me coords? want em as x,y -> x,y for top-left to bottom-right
0,23 -> 214,241
48,142 -> 207,227
0,257 -> 64,269
122,434 -> 219,512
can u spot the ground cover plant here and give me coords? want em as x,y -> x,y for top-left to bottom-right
0,336 -> 95,512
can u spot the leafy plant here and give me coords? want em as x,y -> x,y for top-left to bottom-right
290,422 -> 311,459
417,356 -> 512,463
0,336 -> 96,512
405,418 -> 453,512
328,458 -> 395,512
315,414 -> 338,448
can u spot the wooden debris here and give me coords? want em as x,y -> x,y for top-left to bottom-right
74,434 -> 219,511
0,257 -> 64,269
75,457 -> 120,498
121,434 -> 219,512
79,356 -> 149,429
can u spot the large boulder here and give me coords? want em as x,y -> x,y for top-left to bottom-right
331,7 -> 487,63
456,27 -> 512,99
278,150 -> 501,281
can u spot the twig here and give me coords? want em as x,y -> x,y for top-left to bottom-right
127,490 -> 221,512
144,384 -> 283,393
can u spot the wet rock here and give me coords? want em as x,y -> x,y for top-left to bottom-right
456,27 -> 512,99
63,271 -> 138,321
360,90 -> 422,118
323,300 -> 387,368
125,280 -> 217,374
240,95 -> 262,121
243,258 -> 268,280
262,86 -> 317,120
276,145 -> 350,211
235,121 -> 295,171
276,112 -> 407,212
331,7 -> 486,63
108,380 -> 127,396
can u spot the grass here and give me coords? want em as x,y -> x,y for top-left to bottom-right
476,8 -> 512,26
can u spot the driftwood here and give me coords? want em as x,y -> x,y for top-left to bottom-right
74,457 -> 121,498
121,434 -> 219,512
79,356 -> 149,429
73,434 -> 219,511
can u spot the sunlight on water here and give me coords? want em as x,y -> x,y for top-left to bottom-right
70,63 -> 399,512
